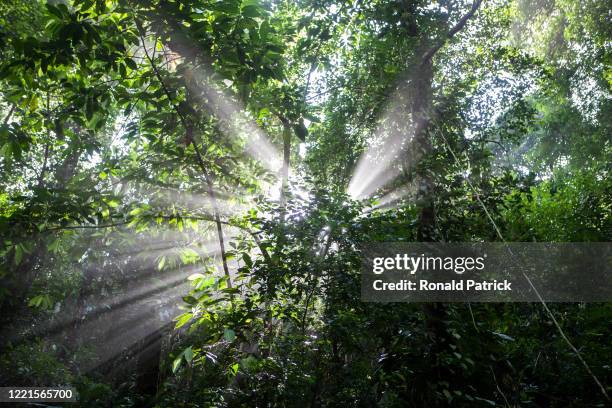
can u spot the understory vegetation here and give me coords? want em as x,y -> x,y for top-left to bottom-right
0,0 -> 610,406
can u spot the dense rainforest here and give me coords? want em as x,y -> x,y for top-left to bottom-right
0,0 -> 610,406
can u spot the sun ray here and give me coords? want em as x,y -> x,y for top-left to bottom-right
347,80 -> 417,200
366,184 -> 416,212
9,264 -> 193,345
161,41 -> 283,175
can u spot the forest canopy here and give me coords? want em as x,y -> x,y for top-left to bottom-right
0,0 -> 610,406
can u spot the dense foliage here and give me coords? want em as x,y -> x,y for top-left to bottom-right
0,0 -> 610,407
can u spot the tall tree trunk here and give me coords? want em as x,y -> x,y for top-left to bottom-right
403,2 -> 482,403
406,51 -> 450,386
134,312 -> 164,401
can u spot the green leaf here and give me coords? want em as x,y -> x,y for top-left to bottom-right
125,57 -> 138,70
195,276 -> 215,290
242,253 -> 253,267
180,248 -> 199,264
241,5 -> 262,18
46,4 -> 64,19
222,287 -> 240,295
13,244 -> 23,265
129,207 -> 143,216
211,0 -> 240,15
28,294 -> 52,309
183,346 -> 193,363
28,295 -> 43,307
175,312 -> 193,328
223,328 -> 236,342
48,239 -> 61,253
172,355 -> 182,373
157,256 -> 166,271
182,295 -> 197,305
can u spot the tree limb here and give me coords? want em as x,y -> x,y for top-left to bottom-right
3,104 -> 15,125
421,0 -> 483,64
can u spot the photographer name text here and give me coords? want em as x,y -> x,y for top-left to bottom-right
372,279 -> 512,292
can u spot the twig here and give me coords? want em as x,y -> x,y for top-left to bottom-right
490,366 -> 512,408
467,302 -> 479,332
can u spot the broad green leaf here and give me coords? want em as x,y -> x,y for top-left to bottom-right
180,248 -> 199,264
13,244 -> 23,265
175,312 -> 193,329
223,328 -> 236,342
157,256 -> 166,271
183,346 -> 193,363
172,355 -> 182,373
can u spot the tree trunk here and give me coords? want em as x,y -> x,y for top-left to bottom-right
404,1 -> 484,402
134,320 -> 164,400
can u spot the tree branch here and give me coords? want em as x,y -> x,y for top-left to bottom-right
45,221 -> 131,232
421,0 -> 483,64
3,104 -> 15,125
